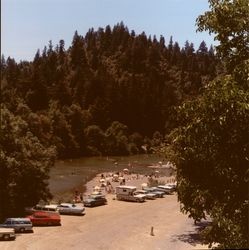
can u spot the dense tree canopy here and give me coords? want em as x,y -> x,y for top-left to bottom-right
1,23 -> 218,158
165,0 -> 249,248
166,77 -> 248,248
0,105 -> 56,220
197,0 -> 249,86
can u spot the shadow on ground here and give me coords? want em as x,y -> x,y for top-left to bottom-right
171,221 -> 210,246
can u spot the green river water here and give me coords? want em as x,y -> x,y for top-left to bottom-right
49,154 -> 171,202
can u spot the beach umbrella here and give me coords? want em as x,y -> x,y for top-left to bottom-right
112,174 -> 119,182
123,168 -> 129,174
99,179 -> 105,183
94,186 -> 101,191
92,191 -> 101,195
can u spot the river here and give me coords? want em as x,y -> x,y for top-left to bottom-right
49,154 -> 172,202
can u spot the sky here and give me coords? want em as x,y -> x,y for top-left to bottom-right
2,0 -> 215,62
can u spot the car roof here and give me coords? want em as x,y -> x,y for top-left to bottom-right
36,204 -> 58,208
44,204 -> 58,209
32,211 -> 60,217
90,194 -> 105,197
116,185 -> 136,189
158,185 -> 174,188
0,228 -> 15,233
134,194 -> 146,197
145,187 -> 163,192
85,198 -> 94,201
59,203 -> 74,206
6,218 -> 31,221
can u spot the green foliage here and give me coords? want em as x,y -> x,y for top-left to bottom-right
151,131 -> 163,148
166,76 -> 248,248
0,105 -> 56,220
84,125 -> 105,155
70,31 -> 87,69
48,101 -> 80,158
105,121 -> 129,155
196,0 -> 249,86
165,1 -> 249,248
1,23 -> 219,157
129,132 -> 144,153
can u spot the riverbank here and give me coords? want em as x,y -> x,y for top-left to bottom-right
84,172 -> 176,197
49,155 -> 173,203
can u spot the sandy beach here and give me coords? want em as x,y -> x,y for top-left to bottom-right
0,173 -> 209,250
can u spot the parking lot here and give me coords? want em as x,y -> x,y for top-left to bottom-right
0,174 -> 208,250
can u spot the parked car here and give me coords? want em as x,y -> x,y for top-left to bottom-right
27,211 -> 61,226
143,187 -> 165,198
0,218 -> 33,233
25,204 -> 59,214
0,228 -> 16,241
84,194 -> 107,207
134,190 -> 157,200
157,184 -> 176,194
57,203 -> 85,215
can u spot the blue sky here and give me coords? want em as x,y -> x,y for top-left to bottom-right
2,0 -> 214,62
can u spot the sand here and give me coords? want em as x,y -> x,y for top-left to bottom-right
0,174 -> 209,250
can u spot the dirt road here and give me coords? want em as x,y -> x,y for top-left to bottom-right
0,175 -> 208,250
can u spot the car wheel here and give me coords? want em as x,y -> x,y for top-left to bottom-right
3,234 -> 10,240
20,228 -> 25,233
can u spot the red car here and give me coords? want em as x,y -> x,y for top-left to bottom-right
27,211 -> 61,226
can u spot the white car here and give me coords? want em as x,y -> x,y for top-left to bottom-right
134,190 -> 157,200
0,228 -> 16,241
25,204 -> 59,214
143,187 -> 165,198
157,184 -> 176,194
0,218 -> 33,233
57,203 -> 85,215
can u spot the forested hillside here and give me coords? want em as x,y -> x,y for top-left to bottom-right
1,22 -> 218,158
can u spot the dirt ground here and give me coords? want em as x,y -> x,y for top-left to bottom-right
0,174 -> 209,250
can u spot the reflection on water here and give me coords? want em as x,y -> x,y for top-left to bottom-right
49,154 -> 171,197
